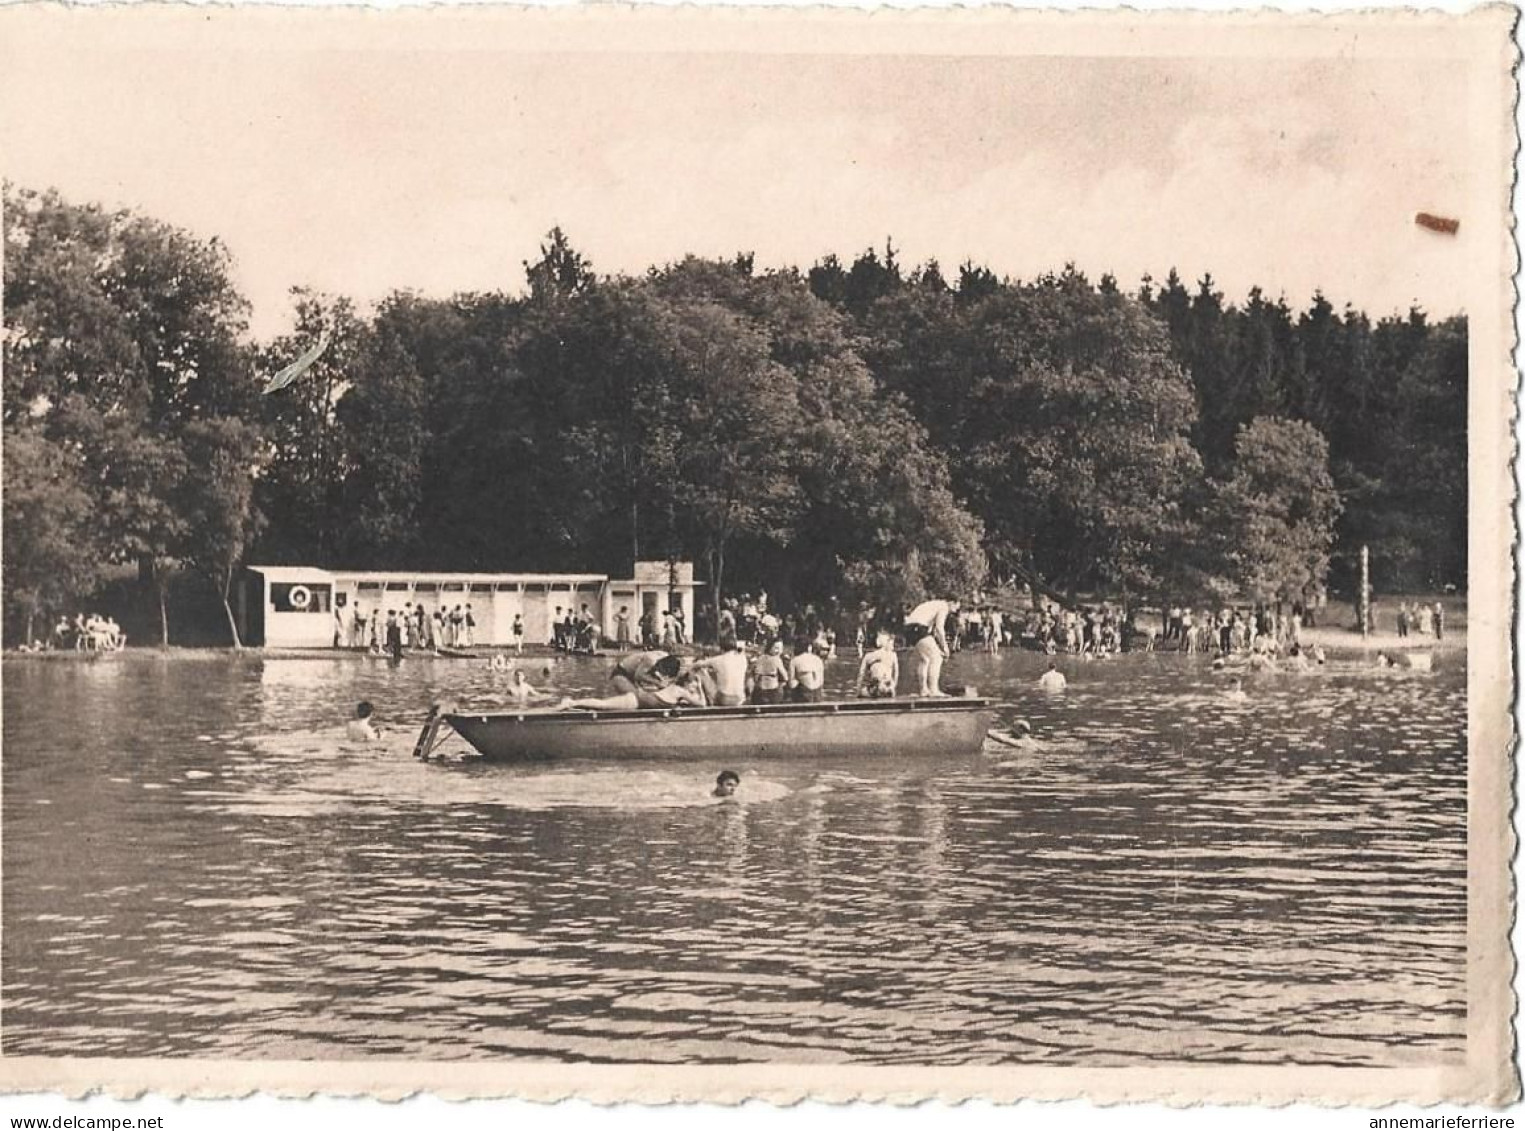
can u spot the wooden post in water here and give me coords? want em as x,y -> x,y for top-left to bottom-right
1359,544 -> 1370,640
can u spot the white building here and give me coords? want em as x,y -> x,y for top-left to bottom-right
238,562 -> 699,649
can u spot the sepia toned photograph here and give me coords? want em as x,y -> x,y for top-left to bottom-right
0,3 -> 1515,1106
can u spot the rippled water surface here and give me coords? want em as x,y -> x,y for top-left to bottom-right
3,648 -> 1466,1063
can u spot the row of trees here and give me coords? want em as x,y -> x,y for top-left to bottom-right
807,244 -> 1465,594
2,187 -> 1466,646
4,187 -> 263,645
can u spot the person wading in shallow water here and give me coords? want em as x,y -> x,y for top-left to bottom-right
1038,661 -> 1067,693
903,598 -> 958,697
385,611 -> 404,661
346,701 -> 383,742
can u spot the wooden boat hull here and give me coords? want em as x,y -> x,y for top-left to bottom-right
442,698 -> 995,762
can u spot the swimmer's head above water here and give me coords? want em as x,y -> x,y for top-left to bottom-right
713,769 -> 741,798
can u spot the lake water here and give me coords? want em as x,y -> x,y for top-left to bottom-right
2,647 -> 1466,1064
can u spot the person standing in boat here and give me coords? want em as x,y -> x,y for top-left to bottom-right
903,598 -> 958,697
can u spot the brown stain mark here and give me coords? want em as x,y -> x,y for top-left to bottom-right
1415,212 -> 1460,235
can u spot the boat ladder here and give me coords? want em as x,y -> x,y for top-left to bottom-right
412,708 -> 447,760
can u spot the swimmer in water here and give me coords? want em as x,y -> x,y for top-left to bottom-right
505,669 -> 556,706
345,700 -> 383,742
989,719 -> 1038,750
713,769 -> 741,798
1375,651 -> 1394,668
1224,677 -> 1249,702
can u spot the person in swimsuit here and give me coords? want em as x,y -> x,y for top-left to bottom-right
903,598 -> 958,697
560,651 -> 702,711
748,640 -> 790,704
856,633 -> 900,698
788,641 -> 826,702
688,635 -> 749,706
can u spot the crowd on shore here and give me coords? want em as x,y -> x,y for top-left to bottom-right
338,601 -> 479,655
11,613 -> 128,653
1391,600 -> 1447,639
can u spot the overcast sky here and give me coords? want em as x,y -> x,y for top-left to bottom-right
0,13 -> 1482,338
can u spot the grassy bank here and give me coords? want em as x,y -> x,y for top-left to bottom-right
1299,593 -> 1465,655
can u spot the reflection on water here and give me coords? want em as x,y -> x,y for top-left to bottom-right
3,649 -> 1466,1063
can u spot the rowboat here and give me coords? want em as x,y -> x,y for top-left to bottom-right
418,697 -> 995,762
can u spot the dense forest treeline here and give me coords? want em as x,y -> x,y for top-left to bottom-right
2,186 -> 1466,646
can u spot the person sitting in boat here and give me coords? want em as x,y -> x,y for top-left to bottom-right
788,639 -> 825,703
856,633 -> 900,698
688,634 -> 749,707
903,598 -> 958,697
712,769 -> 741,799
345,701 -> 382,742
747,640 -> 790,704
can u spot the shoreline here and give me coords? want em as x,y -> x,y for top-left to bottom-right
3,629 -> 1466,662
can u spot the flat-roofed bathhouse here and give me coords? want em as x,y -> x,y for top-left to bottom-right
237,562 -> 699,649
